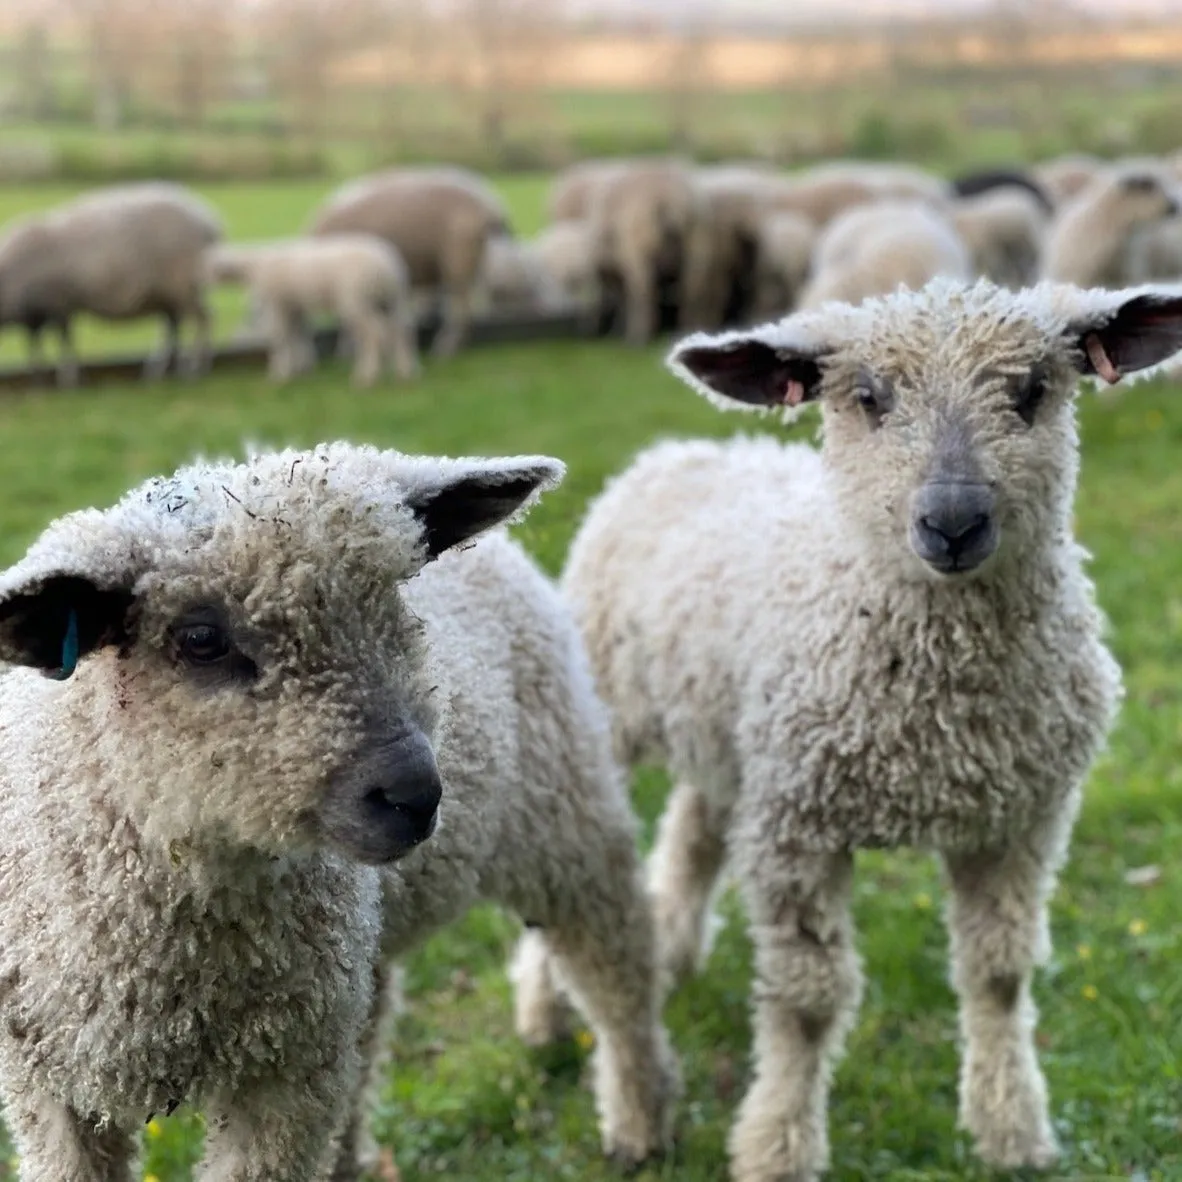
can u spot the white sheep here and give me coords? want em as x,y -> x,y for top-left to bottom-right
205,236 -> 420,388
750,209 -> 815,320
472,233 -> 569,317
529,219 -> 602,321
798,200 -> 972,309
0,181 -> 221,385
0,442 -> 678,1180
557,276 -> 1182,1181
1032,152 -> 1106,208
309,166 -> 511,357
950,185 -> 1049,287
1041,160 -> 1181,287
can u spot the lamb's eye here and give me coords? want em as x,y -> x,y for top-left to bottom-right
1014,370 -> 1049,426
177,623 -> 230,666
856,387 -> 878,411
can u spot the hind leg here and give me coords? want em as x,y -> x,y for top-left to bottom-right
386,305 -> 421,381
346,309 -> 385,388
647,779 -> 731,992
504,819 -> 679,1166
5,1092 -> 137,1181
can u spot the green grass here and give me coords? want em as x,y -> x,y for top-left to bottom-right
0,338 -> 1178,1181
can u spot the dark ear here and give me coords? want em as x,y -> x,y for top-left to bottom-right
406,458 -> 565,559
0,574 -> 136,676
668,333 -> 826,409
1076,293 -> 1182,384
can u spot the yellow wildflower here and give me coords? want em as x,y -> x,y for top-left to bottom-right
1129,918 -> 1147,937
1082,984 -> 1098,1001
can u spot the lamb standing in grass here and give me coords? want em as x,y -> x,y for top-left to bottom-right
0,442 -> 677,1181
206,236 -> 420,387
554,277 -> 1182,1181
0,181 -> 221,385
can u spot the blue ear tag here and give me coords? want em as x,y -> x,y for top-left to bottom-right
50,609 -> 80,681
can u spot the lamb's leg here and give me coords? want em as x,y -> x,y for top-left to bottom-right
348,310 -> 384,388
387,305 -> 421,381
431,286 -> 471,357
200,1073 -> 353,1182
183,297 -> 213,378
144,310 -> 181,381
327,958 -> 405,1181
55,317 -> 81,388
509,923 -> 575,1046
729,849 -> 860,1182
942,810 -> 1071,1170
5,1093 -> 136,1181
621,258 -> 657,346
646,779 -> 730,992
506,822 -> 679,1167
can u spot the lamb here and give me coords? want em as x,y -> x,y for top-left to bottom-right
949,185 -> 1049,287
0,441 -> 678,1181
0,181 -> 221,386
769,161 -> 949,227
205,236 -> 419,387
557,276 -> 1182,1181
529,219 -> 602,321
1041,160 -> 1181,287
473,233 -> 569,317
1032,152 -> 1106,208
309,166 -> 511,357
797,200 -> 972,309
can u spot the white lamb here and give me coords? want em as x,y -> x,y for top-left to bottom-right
554,277 -> 1182,1181
0,442 -> 677,1180
205,236 -> 420,387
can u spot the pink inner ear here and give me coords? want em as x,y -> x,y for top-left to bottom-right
784,378 -> 806,406
1085,332 -> 1122,385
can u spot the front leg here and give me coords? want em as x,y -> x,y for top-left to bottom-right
5,1092 -> 136,1181
729,848 -> 861,1182
942,803 -> 1077,1170
199,1073 -> 354,1182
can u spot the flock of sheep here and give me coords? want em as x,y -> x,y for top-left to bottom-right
0,146 -> 1180,1182
1,148 -> 1181,390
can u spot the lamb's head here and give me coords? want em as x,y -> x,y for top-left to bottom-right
0,442 -> 564,865
1102,163 -> 1181,229
669,277 -> 1182,580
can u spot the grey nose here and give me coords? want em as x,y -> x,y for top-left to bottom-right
320,726 -> 443,864
910,482 -> 998,574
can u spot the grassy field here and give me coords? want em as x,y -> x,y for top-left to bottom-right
0,326 -> 1178,1180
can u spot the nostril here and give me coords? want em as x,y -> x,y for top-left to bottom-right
362,784 -> 439,822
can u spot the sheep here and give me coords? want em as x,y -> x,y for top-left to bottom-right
1041,160 -> 1181,288
529,219 -> 602,321
205,236 -> 419,388
797,200 -> 972,310
0,181 -> 221,386
750,210 -> 815,320
557,276 -> 1182,1181
1032,152 -> 1107,208
948,167 -> 1054,214
1126,218 -> 1182,283
950,185 -> 1050,288
309,166 -> 511,358
548,158 -> 638,223
586,156 -> 703,344
770,161 -> 950,227
472,233 -> 569,317
0,441 -> 678,1181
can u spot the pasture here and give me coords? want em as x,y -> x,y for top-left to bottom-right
0,319 -> 1177,1178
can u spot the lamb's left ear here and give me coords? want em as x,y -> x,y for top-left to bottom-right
406,456 -> 566,559
0,572 -> 137,676
668,326 -> 831,411
1073,290 -> 1182,384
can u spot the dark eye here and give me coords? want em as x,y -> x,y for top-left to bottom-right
1014,370 -> 1049,425
856,387 -> 878,411
178,623 -> 230,666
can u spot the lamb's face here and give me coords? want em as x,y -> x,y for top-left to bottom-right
0,443 -> 563,865
669,278 -> 1182,581
1108,168 -> 1180,230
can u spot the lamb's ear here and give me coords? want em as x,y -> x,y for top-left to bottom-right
1072,290 -> 1182,384
668,328 -> 829,410
0,572 -> 137,676
405,456 -> 566,559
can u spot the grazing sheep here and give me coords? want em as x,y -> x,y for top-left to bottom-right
205,236 -> 419,387
0,442 -> 677,1181
1042,161 -> 1181,287
798,200 -> 972,309
548,158 -> 638,223
0,181 -> 221,386
1032,152 -> 1106,208
473,233 -> 568,317
750,210 -> 815,319
559,276 -> 1182,1181
309,166 -> 511,357
771,161 -> 949,227
530,219 -> 602,321
587,156 -> 703,344
950,186 -> 1049,287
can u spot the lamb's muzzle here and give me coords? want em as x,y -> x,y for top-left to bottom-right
319,724 -> 443,863
909,480 -> 998,574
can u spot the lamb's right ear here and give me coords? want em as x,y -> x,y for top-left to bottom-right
667,328 -> 828,411
0,573 -> 136,677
